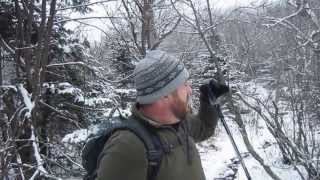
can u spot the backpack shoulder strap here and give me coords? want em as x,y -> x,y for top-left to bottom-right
83,117 -> 163,180
121,118 -> 163,180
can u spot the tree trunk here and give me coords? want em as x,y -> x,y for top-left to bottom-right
141,0 -> 157,56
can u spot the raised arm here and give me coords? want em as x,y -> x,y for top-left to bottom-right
186,79 -> 229,142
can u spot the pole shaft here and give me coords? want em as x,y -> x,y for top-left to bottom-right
216,105 -> 251,180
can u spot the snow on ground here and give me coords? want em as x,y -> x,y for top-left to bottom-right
200,81 -> 306,180
199,130 -> 238,179
200,123 -> 305,180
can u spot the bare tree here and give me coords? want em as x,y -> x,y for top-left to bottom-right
103,0 -> 181,57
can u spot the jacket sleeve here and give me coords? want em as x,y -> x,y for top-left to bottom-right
185,98 -> 218,143
96,130 -> 148,180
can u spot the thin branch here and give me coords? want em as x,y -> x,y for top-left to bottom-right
104,5 -> 133,55
64,102 -> 109,112
58,151 -> 84,169
45,70 -> 66,79
47,61 -> 97,75
16,154 -> 26,180
56,0 -> 116,11
47,62 -> 86,67
151,17 -> 181,50
265,5 -> 304,28
186,0 -> 218,63
39,101 -> 81,128
121,0 -> 143,54
56,16 -> 122,23
14,41 -> 57,50
170,0 -> 197,30
72,20 -> 110,38
0,35 -> 26,66
132,0 -> 143,14
101,72 -> 135,84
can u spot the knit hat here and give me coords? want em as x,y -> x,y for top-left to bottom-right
133,50 -> 189,104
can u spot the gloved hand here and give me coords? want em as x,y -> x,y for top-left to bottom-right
200,79 -> 230,104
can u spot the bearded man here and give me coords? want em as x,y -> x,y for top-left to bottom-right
95,50 -> 229,180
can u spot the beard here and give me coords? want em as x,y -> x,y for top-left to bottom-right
171,94 -> 191,121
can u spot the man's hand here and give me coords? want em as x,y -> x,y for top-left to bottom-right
200,79 -> 229,104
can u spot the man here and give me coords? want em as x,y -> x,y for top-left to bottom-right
96,50 -> 229,180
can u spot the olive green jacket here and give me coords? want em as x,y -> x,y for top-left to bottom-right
96,100 -> 218,180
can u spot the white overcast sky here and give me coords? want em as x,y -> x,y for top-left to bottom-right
64,0 -> 275,42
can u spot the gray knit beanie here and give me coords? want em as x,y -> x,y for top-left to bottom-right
133,50 -> 189,104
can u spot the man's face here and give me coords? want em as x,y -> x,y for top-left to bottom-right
169,81 -> 192,120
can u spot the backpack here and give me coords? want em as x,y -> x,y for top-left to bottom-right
81,116 -> 163,180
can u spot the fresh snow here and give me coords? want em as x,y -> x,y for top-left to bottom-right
43,82 -> 85,103
84,97 -> 113,106
62,129 -> 93,144
17,84 -> 35,118
200,123 -> 305,180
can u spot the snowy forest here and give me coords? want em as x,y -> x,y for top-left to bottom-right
0,0 -> 320,179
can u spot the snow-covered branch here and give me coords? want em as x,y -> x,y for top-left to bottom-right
29,125 -> 48,180
17,84 -> 34,118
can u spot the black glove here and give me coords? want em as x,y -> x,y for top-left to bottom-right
200,79 -> 229,104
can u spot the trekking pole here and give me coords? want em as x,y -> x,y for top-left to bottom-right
206,89 -> 251,180
216,104 -> 252,180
